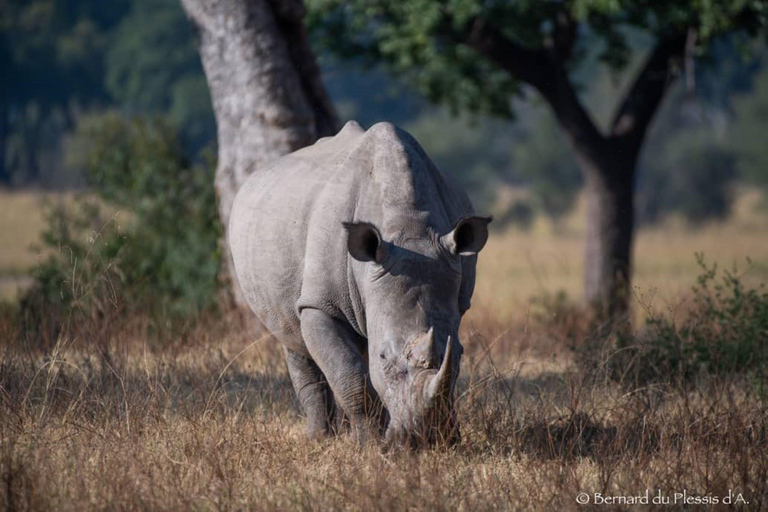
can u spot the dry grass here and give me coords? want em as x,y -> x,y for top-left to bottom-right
475,189 -> 768,322
0,190 -> 81,301
1,306 -> 767,511
2,189 -> 767,510
2,188 -> 767,314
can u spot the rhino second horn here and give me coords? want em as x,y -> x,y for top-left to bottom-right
408,327 -> 437,369
427,336 -> 454,403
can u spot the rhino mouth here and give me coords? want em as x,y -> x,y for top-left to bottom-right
384,404 -> 460,449
383,339 -> 460,449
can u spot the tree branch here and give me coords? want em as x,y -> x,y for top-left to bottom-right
546,9 -> 577,63
610,33 -> 687,155
463,17 -> 549,90
463,17 -> 606,165
268,0 -> 340,137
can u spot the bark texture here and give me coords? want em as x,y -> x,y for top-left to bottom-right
582,158 -> 635,320
181,0 -> 340,305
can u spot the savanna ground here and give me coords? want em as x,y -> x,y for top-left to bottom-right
1,189 -> 767,510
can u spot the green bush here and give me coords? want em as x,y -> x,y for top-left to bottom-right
21,113 -> 221,341
605,254 -> 768,389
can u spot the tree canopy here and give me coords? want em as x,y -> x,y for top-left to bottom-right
308,0 -> 767,120
0,0 -> 129,111
308,0 -> 768,316
0,0 -> 213,185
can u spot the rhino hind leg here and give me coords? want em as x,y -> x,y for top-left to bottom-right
299,308 -> 383,444
284,347 -> 337,439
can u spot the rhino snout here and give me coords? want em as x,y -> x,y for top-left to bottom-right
384,336 -> 460,448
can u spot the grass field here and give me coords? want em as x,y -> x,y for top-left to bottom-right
2,311 -> 766,510
3,188 -> 767,315
0,190 -> 53,300
1,189 -> 767,510
475,189 -> 768,322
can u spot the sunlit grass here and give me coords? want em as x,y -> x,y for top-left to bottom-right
474,189 -> 768,323
0,190 -> 121,301
1,309 -> 765,510
0,190 -> 52,273
2,188 -> 767,317
1,188 -> 767,510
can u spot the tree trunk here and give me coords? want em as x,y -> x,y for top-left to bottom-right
464,21 -> 684,323
180,0 -> 340,306
0,102 -> 9,186
582,156 -> 635,323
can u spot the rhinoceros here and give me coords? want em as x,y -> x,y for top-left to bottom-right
230,121 -> 490,446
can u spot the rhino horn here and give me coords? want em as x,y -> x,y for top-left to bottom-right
407,327 -> 437,369
426,336 -> 454,404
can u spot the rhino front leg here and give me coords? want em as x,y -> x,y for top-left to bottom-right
284,347 -> 336,439
300,308 -> 382,443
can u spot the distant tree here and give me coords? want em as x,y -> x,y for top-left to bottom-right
513,113 -> 582,225
180,0 -> 340,305
403,109 -> 518,207
731,56 -> 768,196
105,0 -> 214,152
0,0 -> 131,184
639,136 -> 737,225
308,0 -> 768,320
636,82 -> 740,226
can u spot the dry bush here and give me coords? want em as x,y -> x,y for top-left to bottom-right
2,303 -> 767,511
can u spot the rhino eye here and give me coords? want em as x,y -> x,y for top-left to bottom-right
379,353 -> 386,360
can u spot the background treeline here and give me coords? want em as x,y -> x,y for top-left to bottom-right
2,0 -> 768,226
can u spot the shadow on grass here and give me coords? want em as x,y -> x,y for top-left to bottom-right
460,372 -> 665,461
0,351 -> 299,431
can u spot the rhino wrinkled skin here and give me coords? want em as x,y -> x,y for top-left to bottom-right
230,121 -> 490,447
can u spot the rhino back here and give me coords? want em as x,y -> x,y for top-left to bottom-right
229,121 -> 476,351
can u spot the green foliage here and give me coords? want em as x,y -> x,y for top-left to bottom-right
0,0 -> 129,108
105,0 -> 214,151
307,0 -> 768,229
20,198 -> 128,339
0,0 -> 214,185
22,113 -> 221,337
307,0 -> 768,120
0,0 -> 132,184
307,0 -> 522,118
606,254 -> 768,387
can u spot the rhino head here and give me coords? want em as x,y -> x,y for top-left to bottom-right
343,215 -> 491,448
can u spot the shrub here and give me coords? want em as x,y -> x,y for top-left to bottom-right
21,113 -> 221,343
605,254 -> 768,389
528,290 -> 592,347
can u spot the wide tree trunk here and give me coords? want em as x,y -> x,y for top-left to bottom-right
582,156 -> 635,323
181,0 -> 340,306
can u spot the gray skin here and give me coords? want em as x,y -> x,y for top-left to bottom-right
230,121 -> 490,447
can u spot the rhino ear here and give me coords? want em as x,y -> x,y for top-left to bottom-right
342,221 -> 387,263
443,216 -> 492,256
